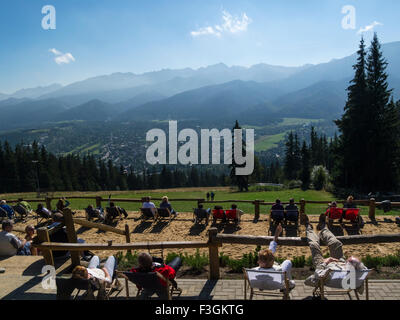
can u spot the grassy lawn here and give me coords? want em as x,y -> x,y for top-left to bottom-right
2,187 -> 397,216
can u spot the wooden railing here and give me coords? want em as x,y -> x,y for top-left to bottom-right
7,195 -> 398,222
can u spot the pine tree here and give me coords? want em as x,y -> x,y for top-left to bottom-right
300,141 -> 311,190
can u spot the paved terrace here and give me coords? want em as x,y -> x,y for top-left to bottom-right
1,256 -> 399,300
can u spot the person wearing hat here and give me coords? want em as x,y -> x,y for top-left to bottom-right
0,220 -> 32,257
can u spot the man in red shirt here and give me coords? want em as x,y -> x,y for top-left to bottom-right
129,252 -> 182,299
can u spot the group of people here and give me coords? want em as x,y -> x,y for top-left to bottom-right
206,192 -> 215,201
72,252 -> 182,299
0,220 -> 37,256
253,211 -> 368,293
270,198 -> 300,225
0,199 -> 33,221
141,196 -> 177,220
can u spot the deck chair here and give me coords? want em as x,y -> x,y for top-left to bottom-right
313,269 -> 372,300
269,210 -> 285,235
157,208 -> 172,223
193,208 -> 210,225
12,204 -> 29,221
56,274 -> 122,300
121,271 -> 178,300
0,207 -> 9,222
35,209 -> 52,225
104,207 -> 121,224
211,209 -> 226,224
284,209 -> 300,235
225,209 -> 240,225
342,208 -> 362,227
243,268 -> 291,300
140,208 -> 157,222
326,207 -> 344,226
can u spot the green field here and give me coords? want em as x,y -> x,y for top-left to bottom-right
1,187 -> 396,216
254,132 -> 287,152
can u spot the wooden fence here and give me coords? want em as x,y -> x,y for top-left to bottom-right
6,195 -> 399,221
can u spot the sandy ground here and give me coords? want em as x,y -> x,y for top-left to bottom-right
14,211 -> 400,260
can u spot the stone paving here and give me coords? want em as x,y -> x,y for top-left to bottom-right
1,256 -> 400,300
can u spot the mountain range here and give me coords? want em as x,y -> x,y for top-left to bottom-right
1,41 -> 400,130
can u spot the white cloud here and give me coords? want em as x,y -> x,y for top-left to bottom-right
49,48 -> 75,65
357,21 -> 383,34
191,10 -> 252,38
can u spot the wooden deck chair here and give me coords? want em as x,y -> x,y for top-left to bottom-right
342,208 -> 362,227
120,271 -> 174,300
284,209 -> 300,235
211,209 -> 226,224
56,274 -> 122,300
313,269 -> 372,300
243,268 -> 291,300
225,209 -> 240,225
157,208 -> 172,223
140,208 -> 157,222
269,210 -> 285,235
193,208 -> 210,225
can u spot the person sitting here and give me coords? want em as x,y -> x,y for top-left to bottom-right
129,252 -> 182,299
36,203 -> 52,220
85,205 -> 104,221
284,198 -> 299,224
301,213 -> 368,293
13,199 -> 32,219
72,255 -> 117,298
343,195 -> 357,209
194,204 -> 211,224
0,200 -> 15,220
55,198 -> 70,213
0,220 -> 32,257
142,196 -> 158,219
212,205 -> 226,223
159,196 -> 177,216
24,225 -> 38,255
252,224 -> 295,289
270,199 -> 285,223
229,204 -> 243,224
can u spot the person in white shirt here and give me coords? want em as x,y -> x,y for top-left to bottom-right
142,196 -> 158,219
302,213 -> 368,293
0,220 -> 32,257
252,224 -> 295,289
72,255 -> 116,284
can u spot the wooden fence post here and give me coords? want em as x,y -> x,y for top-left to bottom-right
254,200 -> 260,221
37,227 -> 54,266
125,224 -> 131,254
208,227 -> 220,280
369,198 -> 376,222
45,197 -> 52,211
63,208 -> 81,267
96,196 -> 102,208
300,199 -> 306,215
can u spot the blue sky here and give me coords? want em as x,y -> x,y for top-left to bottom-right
1,0 -> 399,93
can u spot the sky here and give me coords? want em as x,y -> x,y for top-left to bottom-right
1,0 -> 399,93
